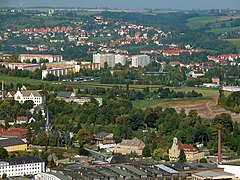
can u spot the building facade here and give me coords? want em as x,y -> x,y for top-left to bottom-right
0,138 -> 27,152
74,62 -> 101,72
14,90 -> 45,106
19,54 -> 62,63
131,55 -> 150,68
42,66 -> 74,79
0,157 -> 45,177
93,53 -> 115,68
115,54 -> 126,65
113,137 -> 145,156
169,137 -> 204,163
0,62 -> 40,71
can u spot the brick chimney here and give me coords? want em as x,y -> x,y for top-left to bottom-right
73,88 -> 77,97
218,129 -> 222,164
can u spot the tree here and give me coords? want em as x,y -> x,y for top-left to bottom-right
0,147 -> 8,159
199,158 -> 207,163
178,149 -> 186,162
145,112 -> 159,128
22,100 -> 34,110
2,173 -> 7,179
213,113 -> 233,133
152,148 -> 163,161
142,145 -> 151,157
78,145 -> 90,156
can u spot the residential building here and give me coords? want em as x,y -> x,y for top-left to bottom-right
169,137 -> 204,163
0,138 -> 27,152
115,54 -> 126,65
16,116 -> 28,124
112,137 -> 145,156
0,128 -> 28,140
94,132 -> 114,144
71,97 -> 103,106
0,62 -> 40,71
131,55 -> 150,68
19,54 -> 62,63
192,171 -> 235,180
0,157 -> 45,177
74,62 -> 100,72
14,90 -> 45,106
93,53 -> 115,68
212,77 -> 220,85
0,53 -> 12,60
56,91 -> 76,99
7,91 -> 16,98
189,71 -> 205,78
42,66 -> 74,79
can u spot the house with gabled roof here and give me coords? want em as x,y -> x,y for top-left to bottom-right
112,137 -> 145,156
14,90 -> 45,107
94,132 -> 114,145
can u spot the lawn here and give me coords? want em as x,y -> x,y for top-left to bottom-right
0,75 -> 47,86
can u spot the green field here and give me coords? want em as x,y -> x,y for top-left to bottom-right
186,16 -> 220,29
225,39 -> 240,51
186,15 -> 240,35
207,26 -> 240,34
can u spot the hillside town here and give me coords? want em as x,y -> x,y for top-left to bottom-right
0,4 -> 240,180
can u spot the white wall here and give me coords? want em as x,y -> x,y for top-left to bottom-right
218,164 -> 240,178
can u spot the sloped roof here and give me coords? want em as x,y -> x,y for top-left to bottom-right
119,137 -> 144,147
106,156 -> 128,164
57,91 -> 72,98
0,138 -> 26,147
177,141 -> 197,152
20,90 -> 44,97
95,132 -> 111,140
0,157 -> 43,165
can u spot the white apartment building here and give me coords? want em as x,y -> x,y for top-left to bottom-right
19,54 -> 62,63
0,62 -> 40,71
115,54 -> 126,65
14,90 -> 45,106
93,53 -> 115,68
42,66 -> 74,79
131,55 -> 151,68
0,157 -> 45,178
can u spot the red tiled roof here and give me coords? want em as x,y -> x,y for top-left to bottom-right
16,116 -> 28,121
177,141 -> 197,152
0,128 -> 28,139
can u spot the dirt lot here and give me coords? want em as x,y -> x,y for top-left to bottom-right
172,99 -> 240,122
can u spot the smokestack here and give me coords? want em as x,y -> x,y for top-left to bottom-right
1,80 -> 4,100
73,88 -> 77,97
218,129 -> 222,164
